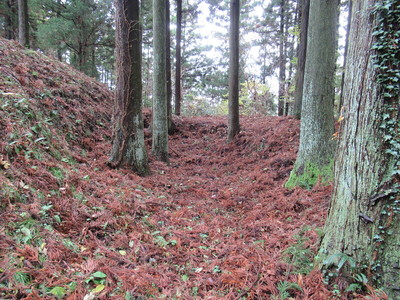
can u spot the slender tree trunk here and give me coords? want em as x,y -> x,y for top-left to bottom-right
174,0 -> 182,116
152,0 -> 169,162
286,0 -> 338,189
320,1 -> 399,297
337,0 -> 352,115
109,0 -> 150,176
227,0 -> 240,142
17,0 -> 29,47
293,0 -> 309,119
278,0 -> 286,116
165,0 -> 175,133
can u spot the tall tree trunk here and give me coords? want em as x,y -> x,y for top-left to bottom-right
227,0 -> 240,142
152,0 -> 169,162
286,0 -> 338,189
319,0 -> 400,297
293,0 -> 309,119
5,0 -> 17,40
277,0 -> 286,116
17,0 -> 29,47
109,0 -> 150,176
165,0 -> 174,133
174,0 -> 182,116
337,0 -> 352,115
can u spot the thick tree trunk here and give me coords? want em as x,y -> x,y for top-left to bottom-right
17,0 -> 29,47
227,0 -> 240,142
293,0 -> 309,119
286,0 -> 338,189
278,0 -> 286,116
109,0 -> 150,176
152,0 -> 169,162
319,0 -> 400,297
174,0 -> 182,116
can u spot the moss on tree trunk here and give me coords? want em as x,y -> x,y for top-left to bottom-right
285,0 -> 338,189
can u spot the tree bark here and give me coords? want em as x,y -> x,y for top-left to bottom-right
278,0 -> 286,116
319,0 -> 400,297
174,0 -> 182,116
227,0 -> 240,142
5,0 -> 17,40
152,0 -> 169,162
293,0 -> 309,119
17,0 -> 29,47
337,0 -> 352,116
165,0 -> 175,133
109,0 -> 150,176
285,0 -> 338,189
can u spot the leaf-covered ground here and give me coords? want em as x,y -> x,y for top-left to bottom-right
0,38 -> 375,299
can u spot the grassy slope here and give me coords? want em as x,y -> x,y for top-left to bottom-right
0,38 -> 358,299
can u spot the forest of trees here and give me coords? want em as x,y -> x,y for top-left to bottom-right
0,0 -> 317,116
1,0 -> 399,297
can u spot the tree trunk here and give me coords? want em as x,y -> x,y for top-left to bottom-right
109,0 -> 150,176
337,0 -> 352,116
152,0 -> 169,162
227,0 -> 240,142
285,0 -> 338,189
17,0 -> 29,47
165,0 -> 175,133
319,0 -> 400,297
5,0 -> 17,40
293,0 -> 309,119
174,0 -> 182,116
278,0 -> 286,116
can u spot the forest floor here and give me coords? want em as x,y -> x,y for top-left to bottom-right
0,38 -> 374,299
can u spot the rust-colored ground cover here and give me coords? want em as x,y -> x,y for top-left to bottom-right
1,38 -> 375,299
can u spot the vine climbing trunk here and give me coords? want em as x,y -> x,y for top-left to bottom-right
319,0 -> 400,297
109,0 -> 150,176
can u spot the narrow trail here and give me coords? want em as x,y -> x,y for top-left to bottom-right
112,115 -> 333,298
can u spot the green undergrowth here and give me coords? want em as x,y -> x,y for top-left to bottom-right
285,160 -> 334,190
282,226 -> 321,275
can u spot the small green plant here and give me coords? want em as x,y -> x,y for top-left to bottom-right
282,227 -> 317,275
323,252 -> 356,272
49,286 -> 67,299
85,271 -> 107,294
272,281 -> 302,300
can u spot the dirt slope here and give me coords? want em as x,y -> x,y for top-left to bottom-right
0,38 -> 356,299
